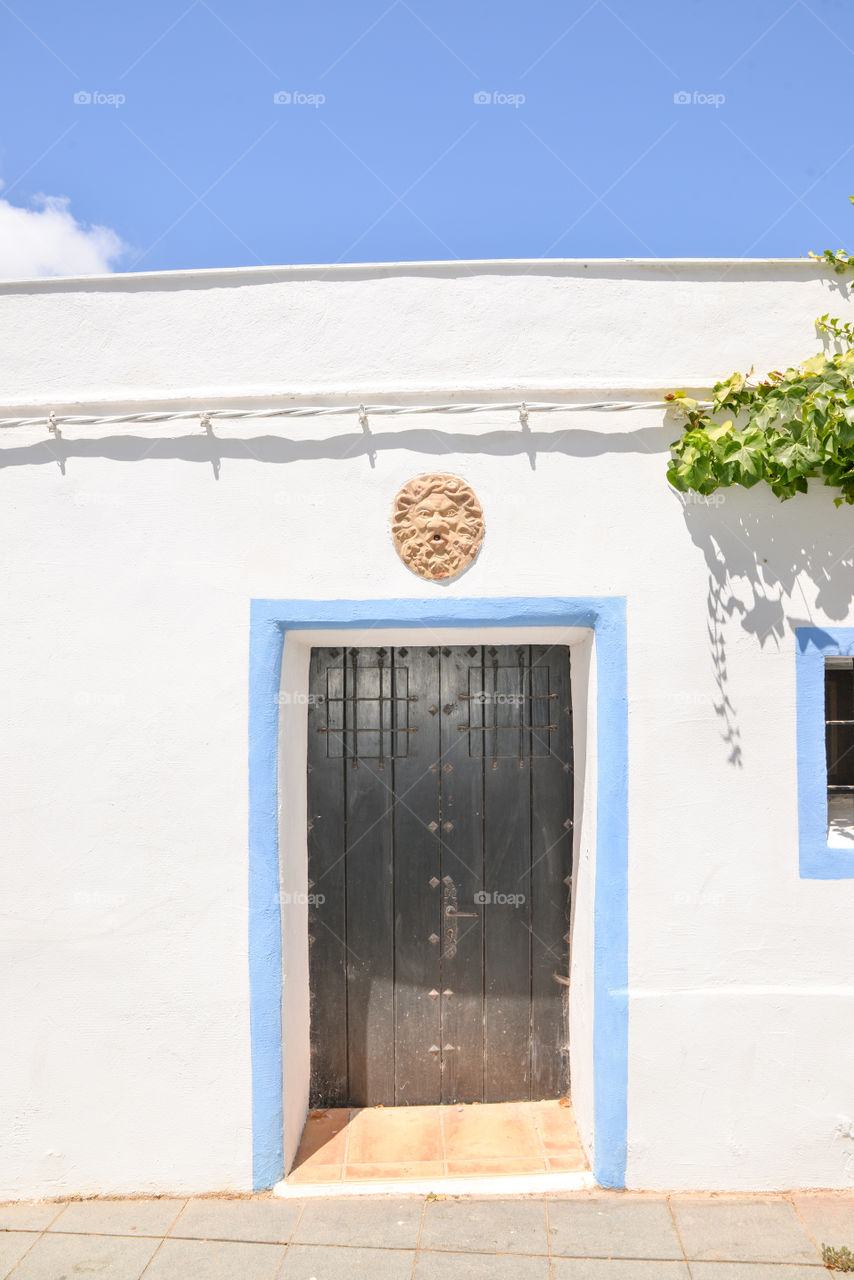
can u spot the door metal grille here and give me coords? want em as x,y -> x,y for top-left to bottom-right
318,649 -> 416,761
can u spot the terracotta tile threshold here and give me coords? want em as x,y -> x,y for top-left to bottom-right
285,1098 -> 589,1187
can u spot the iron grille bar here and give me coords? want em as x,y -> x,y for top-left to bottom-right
461,724 -> 558,733
324,695 -> 417,702
318,726 -> 418,734
458,692 -> 556,701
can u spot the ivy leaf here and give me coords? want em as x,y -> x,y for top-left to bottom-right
723,434 -> 763,479
705,420 -> 734,441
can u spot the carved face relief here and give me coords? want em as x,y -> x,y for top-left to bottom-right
391,474 -> 484,580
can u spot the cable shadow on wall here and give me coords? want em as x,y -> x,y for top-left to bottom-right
0,423 -> 670,477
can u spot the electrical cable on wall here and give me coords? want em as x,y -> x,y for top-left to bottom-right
0,397 -> 710,438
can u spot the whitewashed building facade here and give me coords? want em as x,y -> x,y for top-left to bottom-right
0,258 -> 852,1200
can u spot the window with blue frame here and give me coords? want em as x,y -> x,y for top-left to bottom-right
826,656 -> 854,844
796,628 -> 854,878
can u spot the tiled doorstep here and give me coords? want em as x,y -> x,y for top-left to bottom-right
284,1099 -> 589,1195
275,1169 -> 597,1198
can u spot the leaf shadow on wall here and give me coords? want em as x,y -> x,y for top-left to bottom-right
680,486 -> 854,767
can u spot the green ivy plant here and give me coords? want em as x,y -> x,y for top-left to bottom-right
667,199 -> 854,506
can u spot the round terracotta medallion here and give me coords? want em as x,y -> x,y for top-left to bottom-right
391,473 -> 484,581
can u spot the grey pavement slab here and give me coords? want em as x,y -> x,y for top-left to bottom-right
689,1265 -> 829,1278
791,1192 -> 854,1249
170,1197 -> 302,1244
49,1197 -> 186,1236
551,1262 -> 690,1279
420,1196 -> 548,1255
141,1237 -> 286,1279
670,1199 -> 822,1264
0,1232 -> 39,1275
7,1231 -> 159,1280
276,1244 -> 416,1279
415,1249 -> 551,1279
547,1197 -> 683,1259
0,1202 -> 65,1232
293,1197 -> 423,1248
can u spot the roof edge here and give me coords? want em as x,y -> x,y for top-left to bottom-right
0,256 -> 826,292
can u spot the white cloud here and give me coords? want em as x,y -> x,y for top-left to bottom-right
0,194 -> 127,279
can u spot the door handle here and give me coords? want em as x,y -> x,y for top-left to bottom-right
441,878 -> 478,957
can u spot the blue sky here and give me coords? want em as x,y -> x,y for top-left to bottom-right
1,0 -> 853,273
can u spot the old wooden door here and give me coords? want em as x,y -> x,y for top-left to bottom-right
306,643 -> 573,1107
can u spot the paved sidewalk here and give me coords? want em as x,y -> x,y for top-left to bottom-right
1,1190 -> 853,1277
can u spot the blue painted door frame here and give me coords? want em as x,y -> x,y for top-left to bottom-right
248,597 -> 628,1189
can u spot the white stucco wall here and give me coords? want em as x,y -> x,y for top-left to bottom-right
0,258 -> 853,1197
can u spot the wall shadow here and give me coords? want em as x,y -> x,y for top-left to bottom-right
0,423 -> 671,474
680,488 -> 854,765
